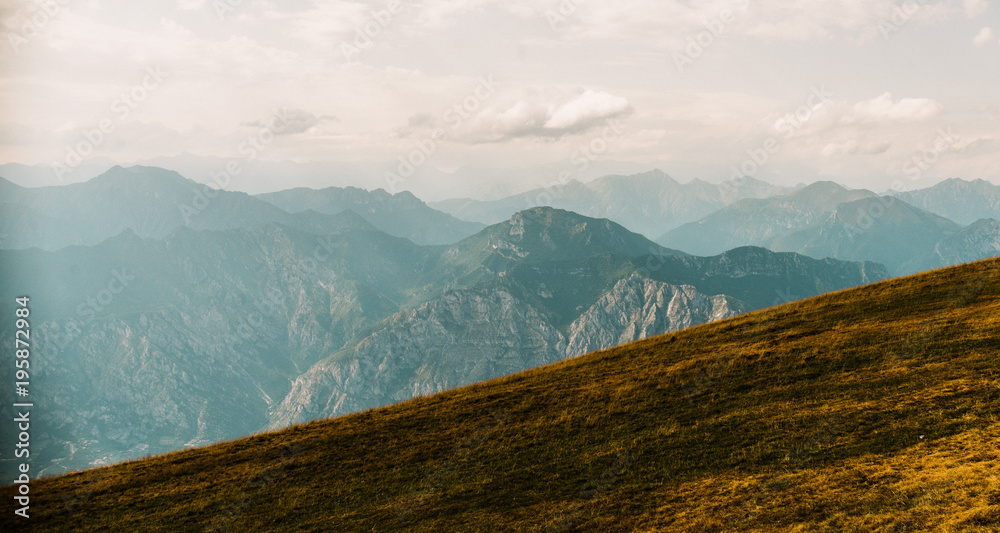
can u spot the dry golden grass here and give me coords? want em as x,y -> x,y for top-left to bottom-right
3,258 -> 1000,532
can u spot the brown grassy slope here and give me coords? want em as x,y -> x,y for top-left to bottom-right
3,258 -> 1000,532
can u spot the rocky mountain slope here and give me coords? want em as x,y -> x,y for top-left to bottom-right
0,207 -> 885,478
266,212 -> 883,429
267,272 -> 748,429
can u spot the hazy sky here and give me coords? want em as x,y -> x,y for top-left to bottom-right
1,0 -> 998,196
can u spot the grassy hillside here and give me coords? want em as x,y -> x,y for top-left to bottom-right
4,258 -> 1000,532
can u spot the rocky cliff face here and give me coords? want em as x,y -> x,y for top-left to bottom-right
268,273 -> 746,429
267,287 -> 569,428
566,274 -> 746,355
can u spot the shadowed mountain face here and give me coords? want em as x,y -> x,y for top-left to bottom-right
902,218 -> 1000,273
657,181 -> 877,256
892,178 -> 1000,225
0,223 -> 436,475
770,196 -> 963,274
256,186 -> 485,245
658,181 -> 1000,275
0,165 -> 480,250
430,169 -> 793,239
0,203 -> 885,478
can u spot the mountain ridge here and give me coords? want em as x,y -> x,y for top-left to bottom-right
430,169 -> 795,238
0,206 -> 886,477
5,255 -> 998,532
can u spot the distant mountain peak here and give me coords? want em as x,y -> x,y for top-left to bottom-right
591,168 -> 678,187
509,205 -> 583,223
0,175 -> 26,193
256,182 -> 485,245
88,164 -> 193,189
790,180 -> 851,195
504,206 -> 634,239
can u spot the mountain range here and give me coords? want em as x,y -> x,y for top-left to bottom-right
430,169 -> 793,238
0,167 -> 886,477
659,181 -> 999,275
2,164 -> 999,479
0,165 -> 482,250
891,177 -> 1000,225
256,186 -> 484,245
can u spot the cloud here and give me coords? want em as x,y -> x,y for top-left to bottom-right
455,89 -> 633,143
543,90 -> 632,130
974,26 -> 995,45
260,1 -> 404,50
821,139 -> 892,157
841,93 -> 943,124
243,109 -> 338,135
394,112 -> 438,138
964,0 -> 989,17
407,113 -> 436,128
400,0 -> 971,46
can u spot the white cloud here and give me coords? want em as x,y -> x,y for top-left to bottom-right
397,0 -> 970,46
974,26 -> 995,45
448,88 -> 632,143
543,90 -> 631,130
1,0 -> 997,194
841,93 -> 943,124
242,109 -> 338,135
821,139 -> 892,157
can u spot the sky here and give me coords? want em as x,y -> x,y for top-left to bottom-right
1,0 -> 998,199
